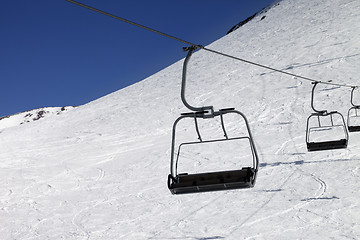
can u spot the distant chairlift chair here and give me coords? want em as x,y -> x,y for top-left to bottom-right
306,82 -> 349,151
167,46 -> 259,194
347,86 -> 360,132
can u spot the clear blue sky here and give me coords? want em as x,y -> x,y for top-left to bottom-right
0,0 -> 273,117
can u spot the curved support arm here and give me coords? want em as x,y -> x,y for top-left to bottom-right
311,82 -> 327,114
350,86 -> 360,107
181,46 -> 214,115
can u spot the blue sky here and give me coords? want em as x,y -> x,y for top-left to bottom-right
1,0 -> 273,117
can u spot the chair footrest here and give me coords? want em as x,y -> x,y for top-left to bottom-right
307,139 -> 347,151
348,126 -> 360,132
168,168 -> 255,194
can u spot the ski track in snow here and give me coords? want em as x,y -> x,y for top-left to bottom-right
226,82 -> 326,238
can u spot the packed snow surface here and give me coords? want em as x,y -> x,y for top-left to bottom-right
1,0 -> 360,239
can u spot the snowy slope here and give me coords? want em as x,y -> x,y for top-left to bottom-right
0,106 -> 75,131
1,0 -> 360,239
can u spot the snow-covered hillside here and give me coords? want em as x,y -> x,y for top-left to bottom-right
0,107 -> 75,131
1,0 -> 360,239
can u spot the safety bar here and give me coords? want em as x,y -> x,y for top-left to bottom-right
170,109 -> 259,178
306,111 -> 349,144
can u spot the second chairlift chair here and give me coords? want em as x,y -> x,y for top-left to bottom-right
306,82 -> 349,151
167,46 -> 259,195
347,86 -> 360,132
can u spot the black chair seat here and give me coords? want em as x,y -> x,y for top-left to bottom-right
348,126 -> 360,132
168,167 -> 255,194
307,139 -> 347,151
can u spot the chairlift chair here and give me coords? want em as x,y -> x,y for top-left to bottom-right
167,46 -> 259,194
306,82 -> 349,151
347,87 -> 360,132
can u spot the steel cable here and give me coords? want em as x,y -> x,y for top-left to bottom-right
65,0 -> 358,89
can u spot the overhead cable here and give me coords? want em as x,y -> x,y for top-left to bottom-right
65,0 -> 358,89
65,0 -> 197,47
